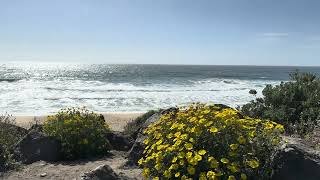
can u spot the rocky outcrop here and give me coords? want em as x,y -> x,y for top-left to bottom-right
13,127 -> 61,164
272,136 -> 320,180
0,122 -> 28,139
106,131 -> 134,151
127,108 -> 178,165
81,164 -> 119,180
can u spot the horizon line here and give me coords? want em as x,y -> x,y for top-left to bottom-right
3,61 -> 320,67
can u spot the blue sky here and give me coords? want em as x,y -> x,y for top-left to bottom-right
0,0 -> 320,65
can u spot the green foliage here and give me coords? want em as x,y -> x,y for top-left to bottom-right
123,110 -> 158,138
43,107 -> 111,159
241,72 -> 320,135
0,113 -> 21,172
140,103 -> 284,179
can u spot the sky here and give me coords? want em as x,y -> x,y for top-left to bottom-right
0,0 -> 320,66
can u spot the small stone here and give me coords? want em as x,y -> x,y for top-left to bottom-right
40,173 -> 47,177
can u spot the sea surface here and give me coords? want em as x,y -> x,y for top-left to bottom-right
1,63 -> 320,115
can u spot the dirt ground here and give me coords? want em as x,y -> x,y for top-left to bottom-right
2,150 -> 142,180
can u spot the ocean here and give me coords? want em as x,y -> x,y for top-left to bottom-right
1,63 -> 320,115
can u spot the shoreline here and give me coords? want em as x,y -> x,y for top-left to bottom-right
13,112 -> 145,132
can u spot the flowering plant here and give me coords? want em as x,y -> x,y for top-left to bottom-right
43,107 -> 111,159
139,103 -> 284,179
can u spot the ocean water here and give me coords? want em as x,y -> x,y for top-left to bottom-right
1,63 -> 320,115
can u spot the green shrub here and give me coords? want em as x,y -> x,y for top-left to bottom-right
43,107 -> 111,159
123,110 -> 158,138
241,72 -> 320,135
0,113 -> 21,172
139,103 -> 284,179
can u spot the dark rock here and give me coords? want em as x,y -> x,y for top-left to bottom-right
127,112 -> 162,165
160,107 -> 178,115
28,124 -> 43,132
127,108 -> 177,165
213,104 -> 232,110
106,131 -> 134,151
272,137 -> 320,180
13,129 -> 61,164
81,164 -> 119,180
0,122 -> 28,141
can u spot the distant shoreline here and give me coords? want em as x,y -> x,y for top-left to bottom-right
13,112 -> 145,132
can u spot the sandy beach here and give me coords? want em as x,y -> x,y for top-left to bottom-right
14,112 -> 145,132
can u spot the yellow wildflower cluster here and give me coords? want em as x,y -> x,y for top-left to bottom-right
43,107 -> 111,159
139,103 -> 284,179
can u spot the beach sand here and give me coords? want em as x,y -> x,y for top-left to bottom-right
14,112 -> 145,132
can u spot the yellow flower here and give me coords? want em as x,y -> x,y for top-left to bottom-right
142,168 -> 150,178
210,127 -> 218,133
229,144 -> 239,150
169,164 -> 179,170
181,134 -> 188,139
185,143 -> 193,150
275,124 -> 284,132
172,156 -> 178,163
138,158 -> 143,165
220,158 -> 229,164
163,170 -> 171,178
189,138 -> 195,143
237,136 -> 246,144
227,164 -> 240,173
175,131 -> 181,137
228,175 -> 236,180
198,150 -> 207,155
194,154 -> 203,161
155,163 -> 162,170
247,159 -> 259,168
207,171 -> 216,178
178,152 -> 185,158
199,118 -> 206,124
156,139 -> 163,145
265,122 -> 274,129
241,173 -> 247,180
181,175 -> 188,180
186,152 -> 193,158
143,139 -> 149,145
187,166 -> 196,175
175,172 -> 180,177
153,177 -> 159,180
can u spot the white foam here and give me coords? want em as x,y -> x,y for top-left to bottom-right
0,77 -> 280,115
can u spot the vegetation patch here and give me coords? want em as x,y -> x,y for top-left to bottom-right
139,103 -> 284,179
43,107 -> 111,160
123,110 -> 158,138
0,113 -> 23,172
241,72 -> 320,135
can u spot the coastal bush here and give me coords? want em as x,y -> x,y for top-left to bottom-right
139,103 -> 284,179
0,113 -> 21,172
241,72 -> 320,135
43,107 -> 111,159
123,110 -> 158,138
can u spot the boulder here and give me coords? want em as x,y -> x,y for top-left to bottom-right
272,137 -> 320,180
0,122 -> 28,138
81,164 -> 119,180
127,108 -> 177,165
106,131 -> 134,151
13,128 -> 61,164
